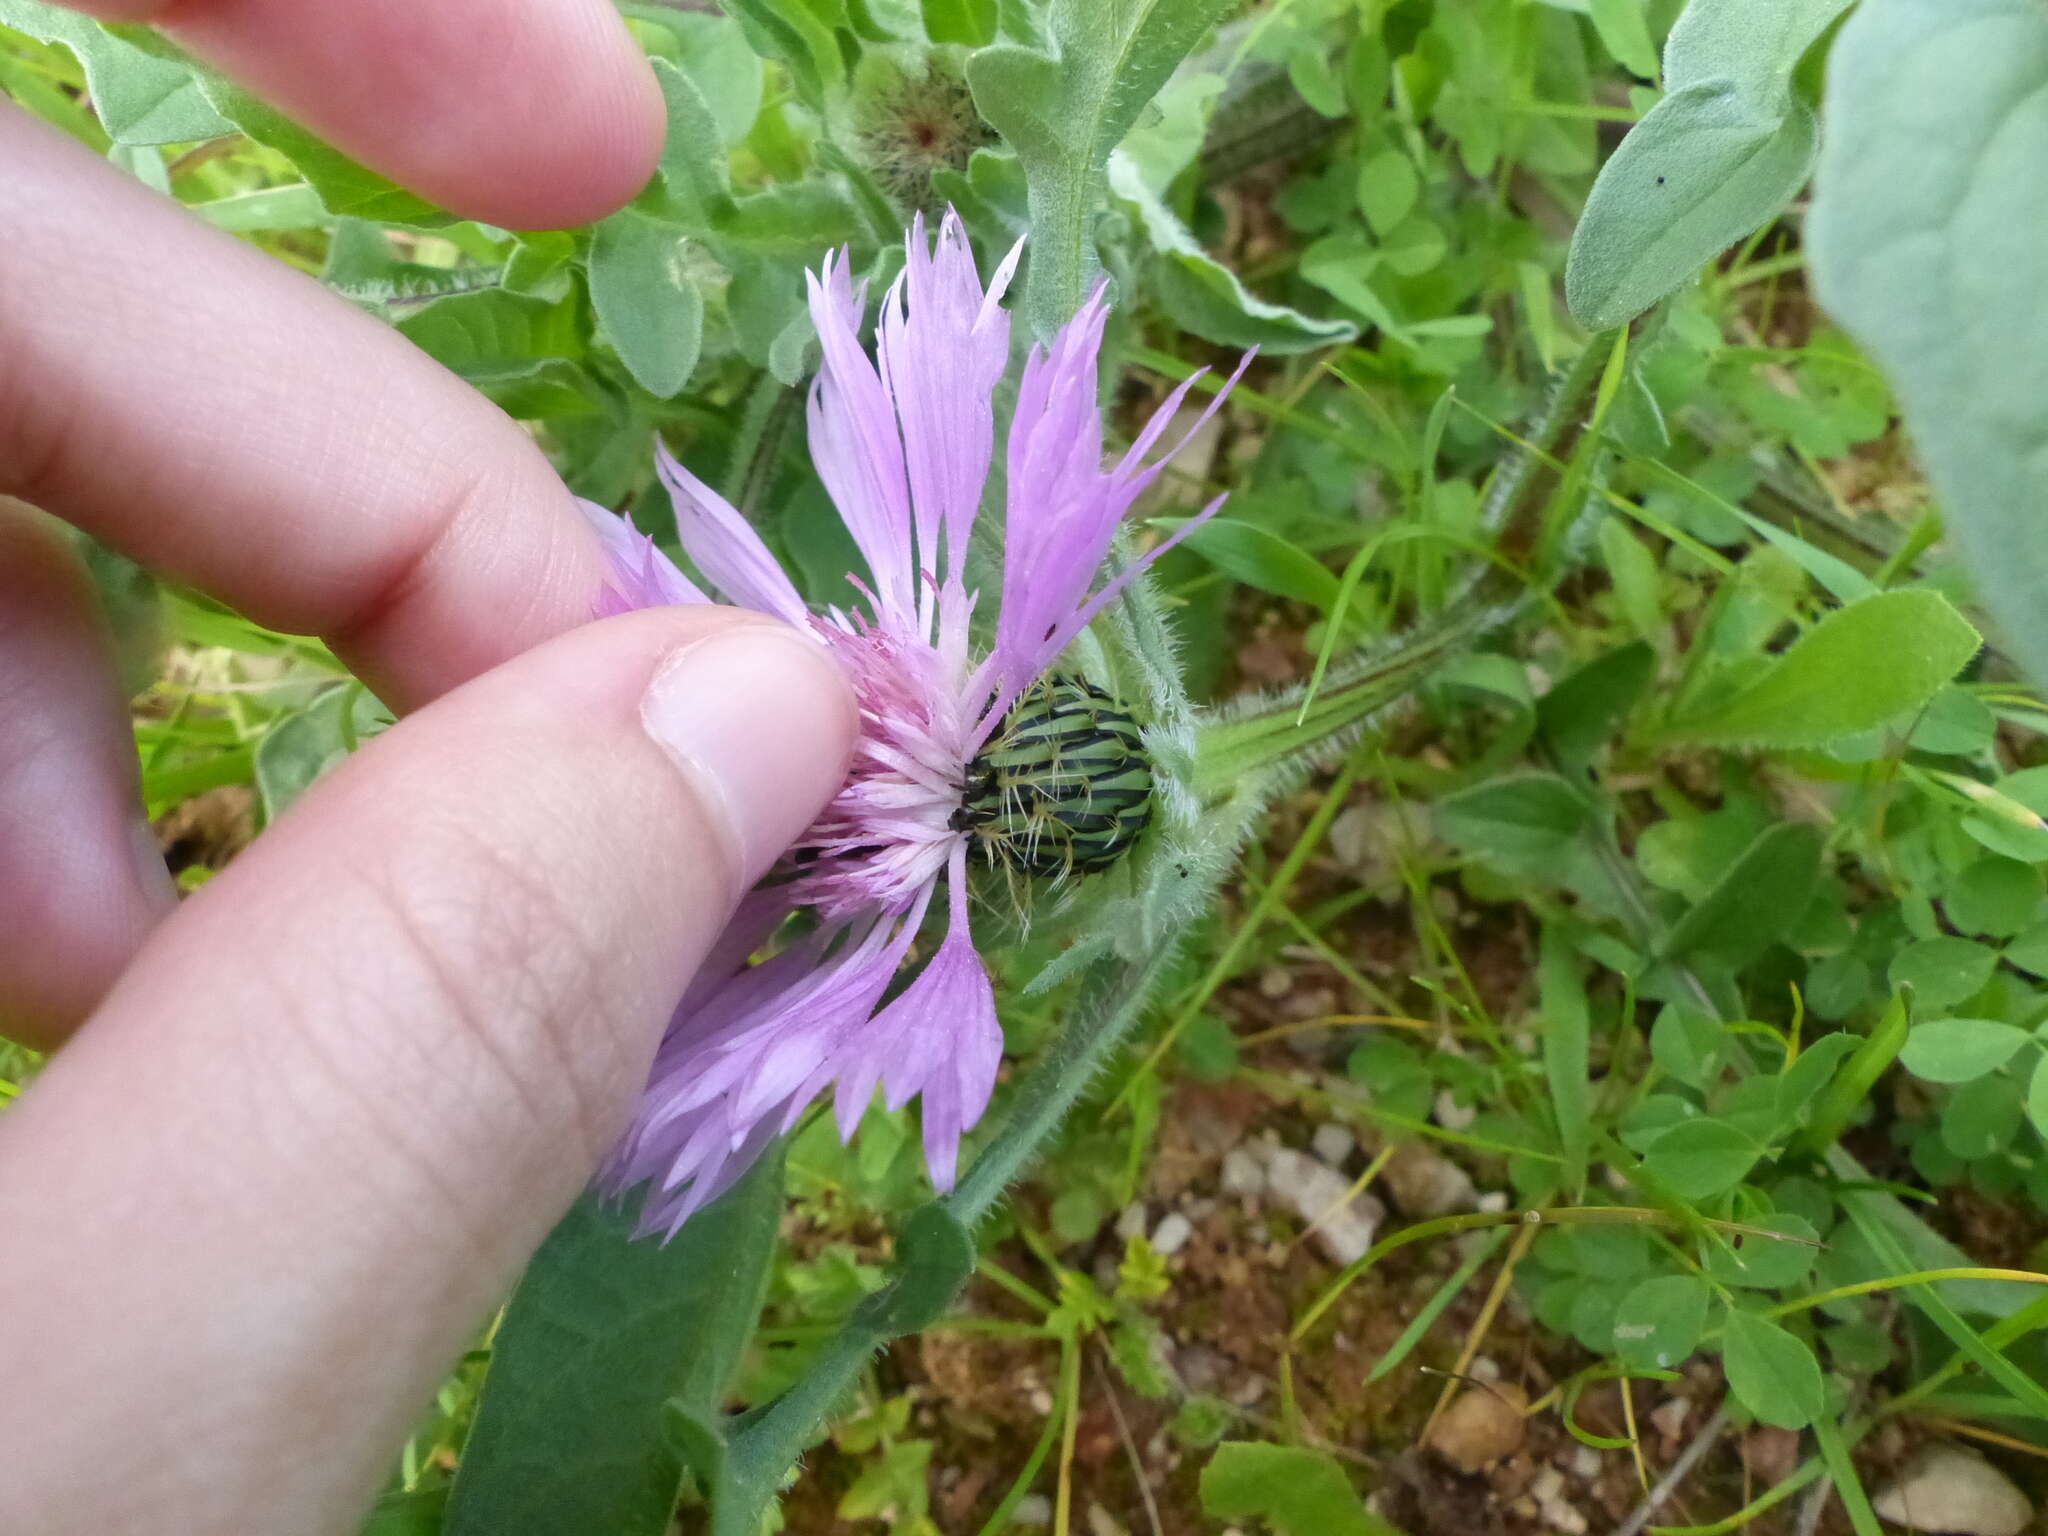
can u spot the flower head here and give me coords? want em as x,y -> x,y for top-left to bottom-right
588,212 -> 1245,1235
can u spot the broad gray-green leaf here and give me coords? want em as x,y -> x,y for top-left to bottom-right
397,289 -> 599,419
202,80 -> 441,223
1810,0 -> 2048,689
0,0 -> 228,143
650,57 -> 737,228
969,0 -> 1237,337
445,1154 -> 784,1536
1662,0 -> 1854,91
1109,153 -> 1356,352
1566,83 -> 1815,331
720,0 -> 844,105
1566,0 -> 1851,330
590,212 -> 703,399
1660,590 -> 1980,749
624,8 -> 762,144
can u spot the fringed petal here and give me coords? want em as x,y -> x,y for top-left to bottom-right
877,211 -> 1015,601
652,444 -> 809,626
806,251 -> 917,621
988,315 -> 1255,724
578,498 -> 707,615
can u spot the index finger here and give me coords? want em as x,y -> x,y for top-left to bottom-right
53,0 -> 663,231
0,104 -> 614,712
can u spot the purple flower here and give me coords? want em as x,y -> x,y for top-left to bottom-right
586,212 -> 1246,1235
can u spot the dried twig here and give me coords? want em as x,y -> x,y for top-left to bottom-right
1616,1403 -> 1731,1536
1094,1348 -> 1164,1536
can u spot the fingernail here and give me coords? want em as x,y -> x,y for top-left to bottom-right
640,625 -> 855,890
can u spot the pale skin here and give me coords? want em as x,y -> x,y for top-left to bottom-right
0,5 -> 860,1531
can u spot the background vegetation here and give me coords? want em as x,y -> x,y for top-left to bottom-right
6,0 -> 2048,1532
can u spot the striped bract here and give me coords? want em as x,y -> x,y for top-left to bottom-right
956,675 -> 1153,878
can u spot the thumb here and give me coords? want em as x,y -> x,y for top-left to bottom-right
0,605 -> 854,1536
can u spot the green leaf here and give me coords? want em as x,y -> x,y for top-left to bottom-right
1660,591 -> 1981,750
648,57 -> 737,227
850,1203 -> 975,1336
1811,0 -> 2048,689
1723,1309 -> 1825,1429
1198,1443 -> 1393,1535
1888,937 -> 1999,1012
1661,822 -> 1823,969
1567,84 -> 1815,332
969,0 -> 1236,336
720,0 -> 845,105
589,211 -> 703,399
122,41 -> 445,224
1566,0 -> 1851,329
0,1 -> 229,144
1899,1018 -> 2032,1084
1612,1274 -> 1710,1370
1944,858 -> 2044,939
1355,148 -> 1420,236
254,686 -> 386,824
1641,1118 -> 1764,1200
395,289 -> 592,417
629,10 -> 762,145
444,1152 -> 784,1536
188,183 -> 329,234
2027,1054 -> 2048,1141
1586,0 -> 1660,80
1700,1212 -> 1819,1290
360,1489 -> 448,1536
1170,516 -> 1343,611
1110,155 -> 1357,352
1538,641 -> 1655,772
1437,772 -> 1596,870
922,0 -> 996,46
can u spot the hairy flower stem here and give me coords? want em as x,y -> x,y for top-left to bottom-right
1193,341 -> 1611,794
699,942 -> 1190,1536
695,346 -> 1620,1530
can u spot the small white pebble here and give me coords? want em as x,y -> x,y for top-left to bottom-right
1435,1087 -> 1478,1131
1115,1202 -> 1148,1241
1572,1446 -> 1602,1480
1311,1122 -> 1357,1167
1152,1212 -> 1194,1257
1477,1191 -> 1511,1214
1028,1388 -> 1054,1415
1013,1493 -> 1053,1527
1469,1355 -> 1501,1383
1220,1148 -> 1267,1199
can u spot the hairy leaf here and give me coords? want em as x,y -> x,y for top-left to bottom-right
1659,591 -> 1980,750
1566,0 -> 1852,329
0,0 -> 227,143
1810,0 -> 2048,688
589,211 -> 704,399
445,1154 -> 784,1536
969,0 -> 1236,336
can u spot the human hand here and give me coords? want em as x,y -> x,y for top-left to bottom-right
0,8 -> 856,1532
